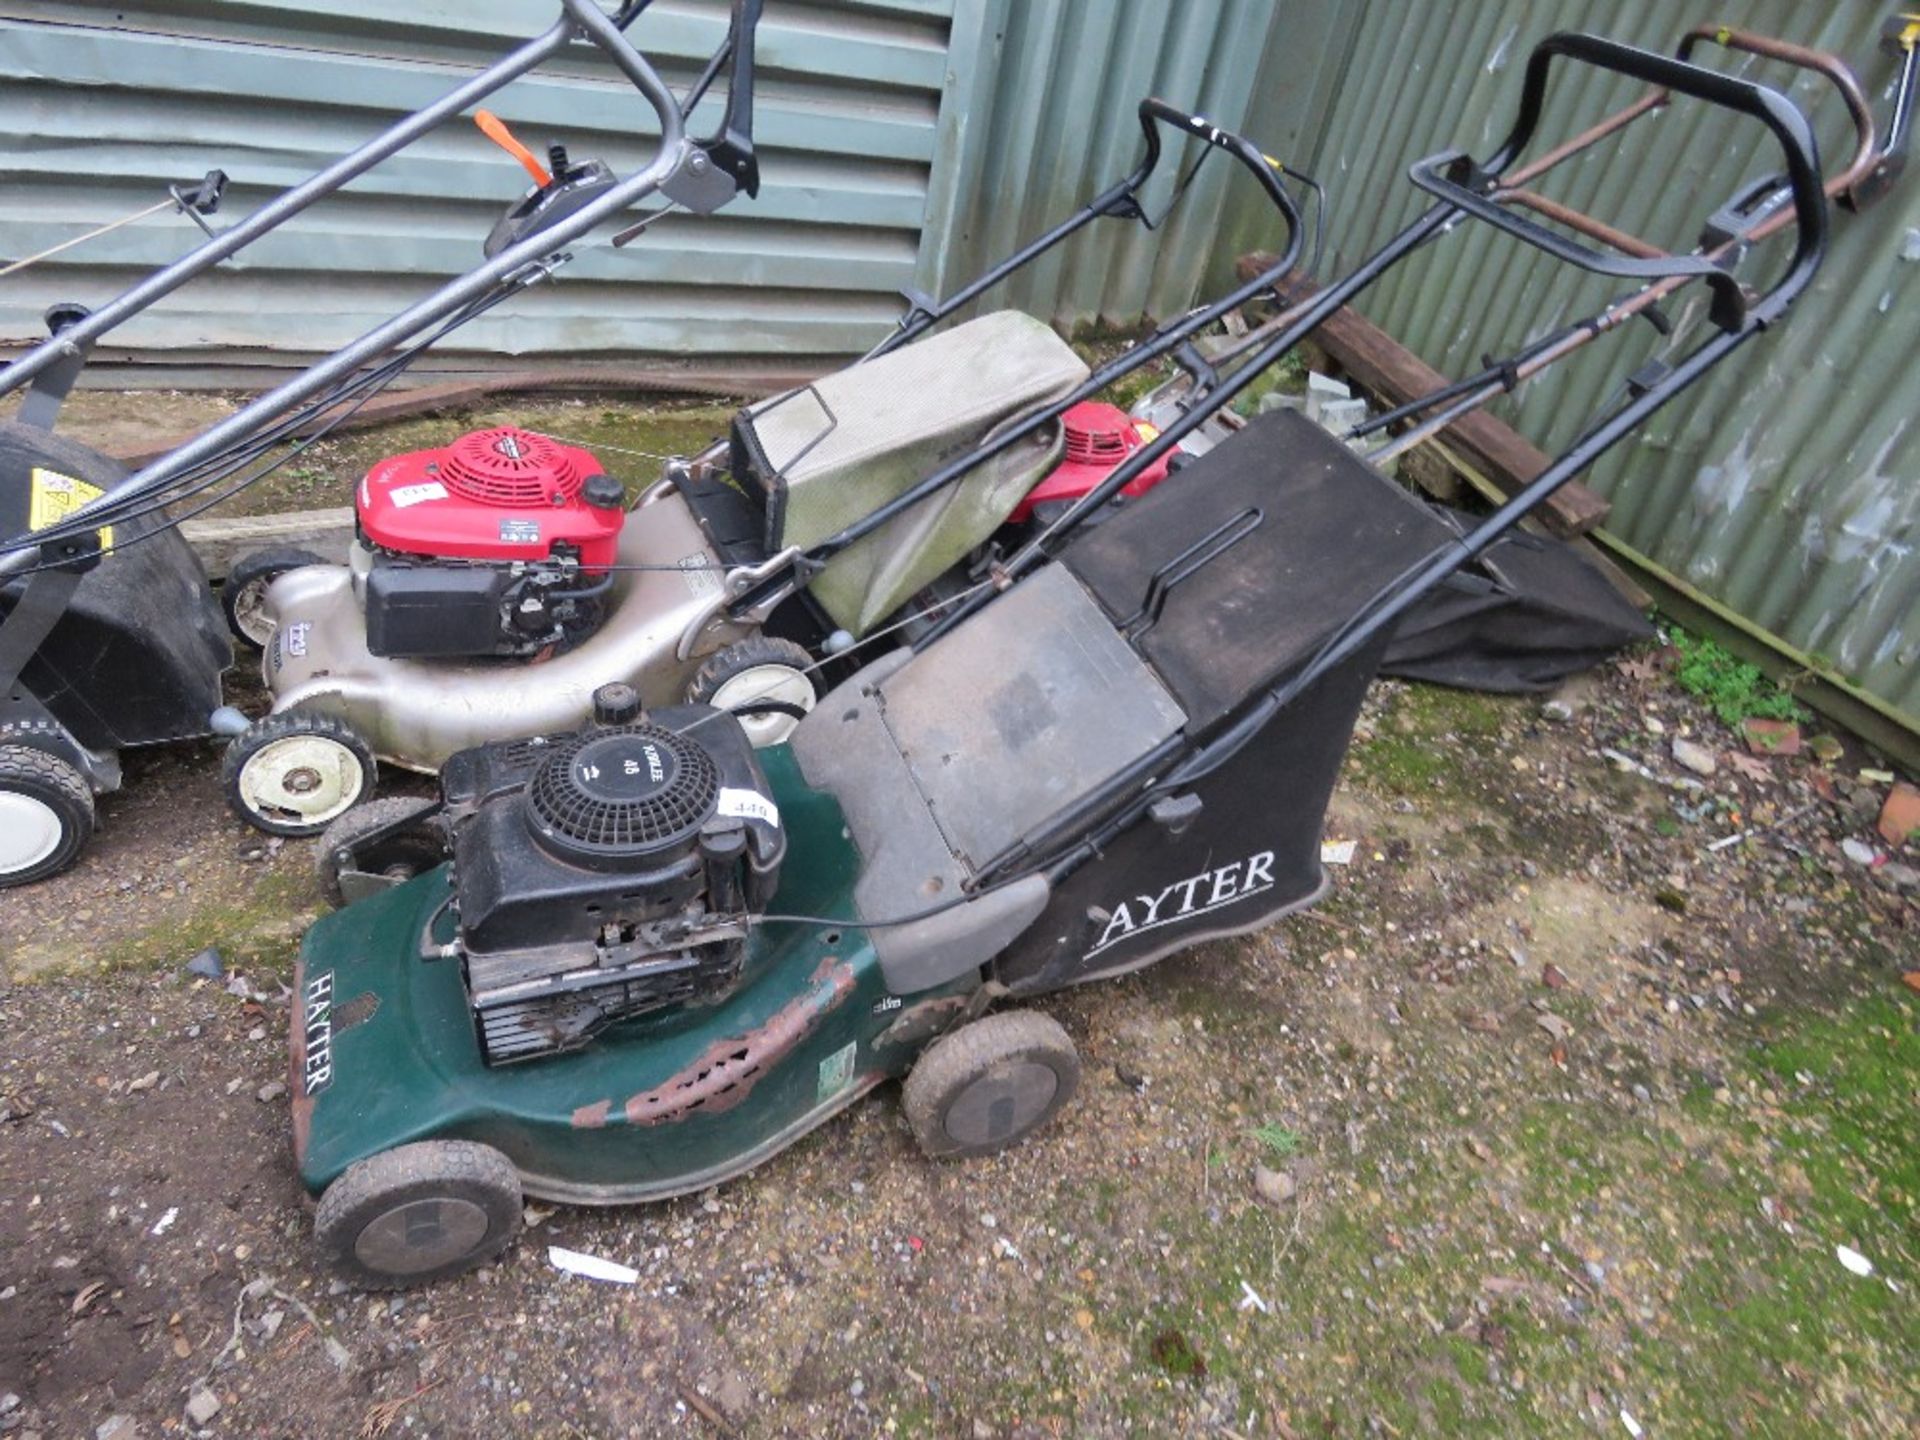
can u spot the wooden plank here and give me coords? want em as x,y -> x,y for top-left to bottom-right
179,506 -> 354,580
100,365 -> 799,469
1237,258 -> 1610,538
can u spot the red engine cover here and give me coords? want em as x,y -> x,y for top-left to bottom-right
1008,401 -> 1174,522
356,427 -> 624,569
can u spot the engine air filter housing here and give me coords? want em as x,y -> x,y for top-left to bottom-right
441,427 -> 587,506
525,724 -> 719,868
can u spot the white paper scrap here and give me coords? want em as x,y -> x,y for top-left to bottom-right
718,787 -> 780,828
1836,1244 -> 1874,1277
389,481 -> 448,508
548,1245 -> 639,1284
1320,839 -> 1358,866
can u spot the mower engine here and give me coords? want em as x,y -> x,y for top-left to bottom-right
1007,400 -> 1172,525
355,426 -> 626,659
439,691 -> 786,1065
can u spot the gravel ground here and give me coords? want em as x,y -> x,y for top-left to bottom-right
0,602 -> 1914,1435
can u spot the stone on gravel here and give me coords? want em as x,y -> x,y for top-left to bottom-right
1671,737 -> 1718,776
185,947 -> 224,980
184,1385 -> 221,1426
1253,1165 -> 1296,1208
1840,838 -> 1879,867
1877,781 -> 1920,848
256,1080 -> 287,1103
96,1417 -> 138,1440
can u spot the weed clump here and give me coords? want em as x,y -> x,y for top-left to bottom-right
1668,627 -> 1807,728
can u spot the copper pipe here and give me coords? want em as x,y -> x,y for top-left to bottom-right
1495,187 -> 1670,258
1683,25 -> 1878,199
1233,24 -> 1885,459
1504,89 -> 1668,187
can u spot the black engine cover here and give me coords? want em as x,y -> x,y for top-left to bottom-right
450,704 -> 785,959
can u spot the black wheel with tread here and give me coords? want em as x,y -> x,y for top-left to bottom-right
313,1140 -> 523,1290
903,1011 -> 1080,1160
0,745 -> 94,888
313,796 -> 446,909
222,546 -> 328,650
223,711 -> 375,837
686,636 -> 818,746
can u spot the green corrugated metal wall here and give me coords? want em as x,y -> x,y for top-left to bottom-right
1227,0 -> 1918,735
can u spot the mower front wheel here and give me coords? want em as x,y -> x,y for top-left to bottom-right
903,1011 -> 1080,1160
222,546 -> 327,650
314,796 -> 446,909
224,712 -> 375,837
0,746 -> 94,888
314,1140 -> 523,1290
687,636 -> 818,747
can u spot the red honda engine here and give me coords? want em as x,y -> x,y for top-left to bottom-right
1009,401 -> 1174,524
355,426 -> 627,660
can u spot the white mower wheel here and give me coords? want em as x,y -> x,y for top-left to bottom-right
222,546 -> 328,650
687,637 -> 818,747
0,746 -> 94,888
223,713 -> 375,837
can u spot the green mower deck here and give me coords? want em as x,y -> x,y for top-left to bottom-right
291,747 -> 973,1204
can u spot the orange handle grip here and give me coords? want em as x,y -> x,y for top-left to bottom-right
474,109 -> 551,187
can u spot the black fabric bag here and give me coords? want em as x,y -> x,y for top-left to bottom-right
1380,505 -> 1652,693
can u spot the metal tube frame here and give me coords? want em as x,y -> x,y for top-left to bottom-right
936,30 -> 1832,892
721,98 -> 1311,618
983,35 -> 1836,889
867,98 -> 1310,362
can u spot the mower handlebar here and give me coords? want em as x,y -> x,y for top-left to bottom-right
1133,98 -> 1302,226
1410,31 -> 1826,330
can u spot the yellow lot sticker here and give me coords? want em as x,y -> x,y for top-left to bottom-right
29,467 -> 114,551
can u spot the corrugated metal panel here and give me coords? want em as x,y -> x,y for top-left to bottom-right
1237,0 -> 1919,728
0,0 -> 953,374
917,0 -> 1299,332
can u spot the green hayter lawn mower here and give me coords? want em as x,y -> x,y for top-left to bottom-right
290,21 -> 1865,1287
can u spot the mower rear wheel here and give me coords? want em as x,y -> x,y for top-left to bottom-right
687,637 -> 818,747
314,1140 -> 523,1290
314,796 -> 446,909
0,746 -> 94,888
224,712 -> 375,837
222,546 -> 327,650
903,1011 -> 1080,1160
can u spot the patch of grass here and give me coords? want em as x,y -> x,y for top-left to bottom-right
1749,987 -> 1916,1238
1350,684 -> 1520,799
1668,626 -> 1808,728
1147,1325 -> 1208,1380
1248,1122 -> 1301,1160
91,868 -> 313,977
